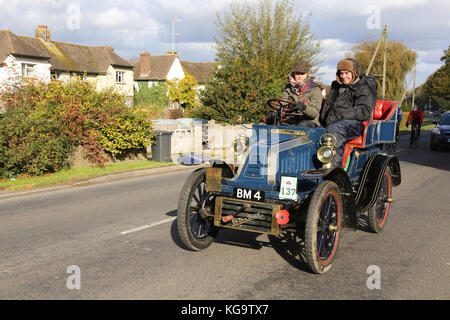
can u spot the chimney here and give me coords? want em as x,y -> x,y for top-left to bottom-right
35,25 -> 51,42
140,51 -> 150,77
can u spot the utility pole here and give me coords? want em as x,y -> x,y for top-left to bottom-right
366,25 -> 388,76
382,25 -> 388,100
412,64 -> 416,108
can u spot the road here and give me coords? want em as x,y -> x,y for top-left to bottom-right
0,131 -> 449,300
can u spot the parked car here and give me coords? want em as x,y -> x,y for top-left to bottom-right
430,111 -> 450,150
177,98 -> 402,274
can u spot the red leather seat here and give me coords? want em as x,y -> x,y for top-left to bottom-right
341,101 -> 399,168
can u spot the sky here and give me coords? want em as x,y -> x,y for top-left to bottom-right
0,0 -> 448,86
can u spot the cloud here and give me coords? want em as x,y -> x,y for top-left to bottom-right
95,7 -> 140,28
0,0 -> 448,85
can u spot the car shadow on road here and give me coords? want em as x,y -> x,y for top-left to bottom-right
170,216 -> 312,272
214,229 -> 272,250
357,212 -> 371,233
268,232 -> 311,273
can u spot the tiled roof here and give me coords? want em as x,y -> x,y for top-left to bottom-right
134,54 -> 178,81
23,37 -> 133,74
0,30 -> 49,62
180,61 -> 218,84
0,29 -> 132,74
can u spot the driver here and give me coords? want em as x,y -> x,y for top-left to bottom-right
266,60 -> 322,127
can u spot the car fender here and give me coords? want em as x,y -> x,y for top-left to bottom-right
321,167 -> 358,231
355,153 -> 401,212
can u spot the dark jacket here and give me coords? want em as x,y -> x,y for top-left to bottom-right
320,74 -> 378,127
281,78 -> 323,127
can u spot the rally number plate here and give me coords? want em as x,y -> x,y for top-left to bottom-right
233,188 -> 265,202
279,176 -> 298,201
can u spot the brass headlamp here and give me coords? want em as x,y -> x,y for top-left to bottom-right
317,134 -> 337,169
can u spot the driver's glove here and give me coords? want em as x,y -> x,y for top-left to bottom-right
294,101 -> 307,112
265,110 -> 277,125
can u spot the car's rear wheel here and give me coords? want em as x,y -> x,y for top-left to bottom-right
367,169 -> 392,233
177,168 -> 218,251
305,181 -> 342,274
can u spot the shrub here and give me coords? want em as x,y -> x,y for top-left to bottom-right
0,83 -> 73,177
0,79 -> 155,178
99,107 -> 155,155
134,82 -> 169,117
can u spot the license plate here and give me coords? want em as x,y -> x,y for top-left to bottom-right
233,188 -> 265,202
448,138 -> 450,143
279,176 -> 298,201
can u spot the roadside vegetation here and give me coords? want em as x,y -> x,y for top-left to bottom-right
0,160 -> 174,191
0,78 -> 155,180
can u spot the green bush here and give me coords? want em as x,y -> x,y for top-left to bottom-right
134,82 -> 169,117
99,107 -> 155,155
0,79 -> 155,178
0,83 -> 73,177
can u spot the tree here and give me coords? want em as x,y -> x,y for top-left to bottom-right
351,41 -> 417,100
199,60 -> 267,124
167,71 -> 199,110
421,45 -> 450,111
200,0 -> 322,123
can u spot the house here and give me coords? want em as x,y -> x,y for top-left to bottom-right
0,29 -> 52,86
179,60 -> 218,91
0,26 -> 134,106
133,51 -> 217,114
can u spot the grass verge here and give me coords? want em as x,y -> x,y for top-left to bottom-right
0,160 -> 176,192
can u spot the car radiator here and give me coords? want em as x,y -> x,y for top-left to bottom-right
214,197 -> 282,236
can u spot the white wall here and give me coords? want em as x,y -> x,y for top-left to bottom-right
0,55 -> 51,89
55,66 -> 134,99
166,58 -> 185,80
92,65 -> 134,98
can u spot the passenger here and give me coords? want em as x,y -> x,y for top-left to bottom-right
320,58 -> 378,167
266,60 -> 323,127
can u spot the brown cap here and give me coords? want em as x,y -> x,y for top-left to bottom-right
336,58 -> 360,84
292,60 -> 310,73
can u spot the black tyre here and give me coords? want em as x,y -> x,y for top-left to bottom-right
367,169 -> 392,233
409,133 -> 414,148
305,181 -> 343,274
177,168 -> 218,251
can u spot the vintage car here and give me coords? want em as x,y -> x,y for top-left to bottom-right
176,98 -> 401,274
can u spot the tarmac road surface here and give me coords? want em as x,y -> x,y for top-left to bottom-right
0,131 -> 449,300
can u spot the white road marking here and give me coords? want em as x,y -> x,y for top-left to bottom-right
119,217 -> 176,235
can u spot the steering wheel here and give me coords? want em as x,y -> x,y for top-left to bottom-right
266,98 -> 303,116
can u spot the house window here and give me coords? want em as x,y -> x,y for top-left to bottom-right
116,71 -> 124,83
21,63 -> 35,78
51,71 -> 60,80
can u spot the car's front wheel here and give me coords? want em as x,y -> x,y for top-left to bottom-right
305,181 -> 342,274
177,168 -> 218,251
